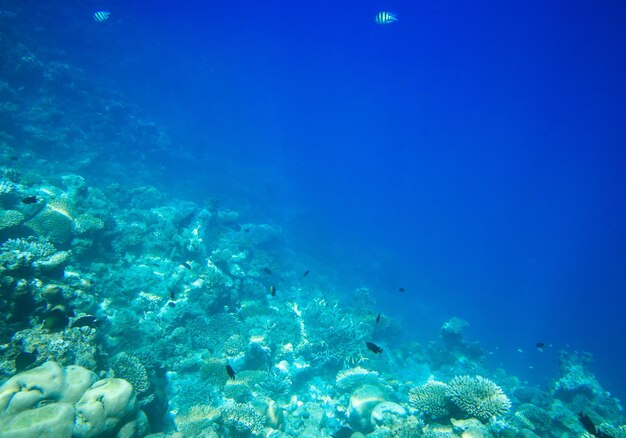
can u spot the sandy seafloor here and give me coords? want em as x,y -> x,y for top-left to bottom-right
1,4 -> 625,438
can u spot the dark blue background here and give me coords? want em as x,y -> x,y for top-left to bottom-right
23,0 -> 626,397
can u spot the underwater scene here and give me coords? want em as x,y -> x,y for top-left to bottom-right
1,1 -> 625,437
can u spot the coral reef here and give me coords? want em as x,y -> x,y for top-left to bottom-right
0,9 -> 624,436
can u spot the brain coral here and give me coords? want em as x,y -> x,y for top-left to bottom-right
446,375 -> 511,423
408,379 -> 451,420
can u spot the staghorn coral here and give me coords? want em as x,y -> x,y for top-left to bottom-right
446,375 -> 511,423
408,379 -> 451,420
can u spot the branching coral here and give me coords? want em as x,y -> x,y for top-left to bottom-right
336,366 -> 381,392
72,214 -> 104,234
408,379 -> 451,420
111,352 -> 151,397
0,237 -> 69,272
221,402 -> 266,437
446,375 -> 511,423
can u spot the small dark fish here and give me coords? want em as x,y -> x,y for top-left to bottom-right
43,308 -> 69,332
303,270 -> 310,277
168,302 -> 176,308
9,156 -> 18,161
22,196 -> 38,204
398,287 -> 405,293
243,228 -> 250,233
15,350 -> 37,372
535,342 -> 546,352
365,341 -> 383,354
269,285 -> 276,296
333,426 -> 354,438
169,288 -> 176,300
376,313 -> 381,323
71,315 -> 99,329
180,262 -> 192,270
263,267 -> 273,275
226,364 -> 236,380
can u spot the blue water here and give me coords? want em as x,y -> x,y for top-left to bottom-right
8,0 -> 626,402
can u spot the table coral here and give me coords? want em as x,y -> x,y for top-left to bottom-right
25,200 -> 74,244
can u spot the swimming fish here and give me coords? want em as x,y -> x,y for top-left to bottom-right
180,262 -> 192,270
43,308 -> 70,332
303,270 -> 310,277
22,196 -> 38,204
263,267 -> 273,275
376,313 -> 381,323
269,285 -> 276,296
226,364 -> 236,380
15,350 -> 37,372
169,288 -> 176,300
167,302 -> 176,308
535,342 -> 546,352
93,11 -> 111,22
398,287 -> 405,293
375,11 -> 398,25
71,315 -> 99,329
365,341 -> 383,354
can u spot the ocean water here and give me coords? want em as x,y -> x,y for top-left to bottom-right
1,0 -> 625,436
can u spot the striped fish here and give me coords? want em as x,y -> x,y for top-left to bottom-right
93,11 -> 111,22
375,11 -> 397,25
